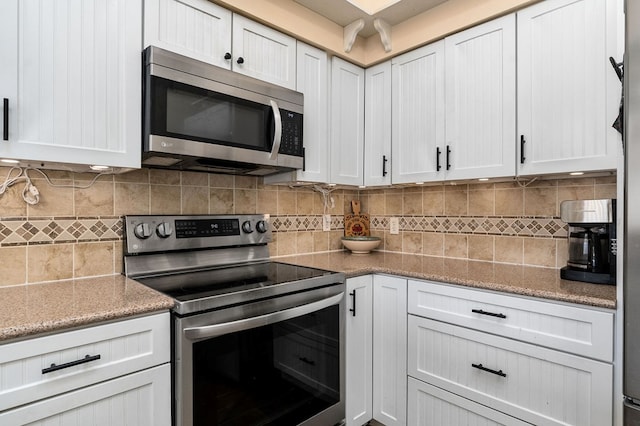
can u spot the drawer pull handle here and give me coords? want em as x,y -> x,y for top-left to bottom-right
298,356 -> 316,366
472,363 -> 507,378
42,354 -> 101,374
349,290 -> 356,317
472,309 -> 506,319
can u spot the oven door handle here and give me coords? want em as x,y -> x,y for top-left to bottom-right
183,292 -> 344,341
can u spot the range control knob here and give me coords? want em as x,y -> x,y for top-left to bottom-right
133,223 -> 152,239
256,220 -> 268,233
241,220 -> 254,234
156,222 -> 173,238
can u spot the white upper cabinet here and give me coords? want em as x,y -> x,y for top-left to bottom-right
231,14 -> 297,90
144,0 -> 297,89
444,14 -> 516,181
294,42 -> 329,182
330,57 -> 365,186
364,61 -> 392,187
0,0 -> 142,170
517,0 -> 622,175
391,41 -> 445,184
144,0 -> 231,69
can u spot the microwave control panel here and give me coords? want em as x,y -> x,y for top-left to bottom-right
279,110 -> 303,156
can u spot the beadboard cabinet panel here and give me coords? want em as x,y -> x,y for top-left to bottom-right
408,377 -> 530,426
232,14 -> 297,90
444,14 -> 516,181
391,41 -> 445,184
0,364 -> 170,426
144,0 -> 232,68
0,0 -> 141,169
517,0 -> 621,175
330,57 -> 365,186
345,275 -> 373,426
408,316 -> 613,426
364,61 -> 392,187
408,280 -> 614,362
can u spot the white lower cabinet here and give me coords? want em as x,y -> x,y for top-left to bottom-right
0,364 -> 170,426
408,377 -> 529,426
346,275 -> 406,426
0,313 -> 171,425
406,277 -> 615,426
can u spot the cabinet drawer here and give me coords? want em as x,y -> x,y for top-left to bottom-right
408,316 -> 612,426
0,364 -> 171,426
0,313 -> 170,412
408,377 -> 530,426
408,280 -> 613,361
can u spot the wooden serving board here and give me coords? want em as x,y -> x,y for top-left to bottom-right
344,200 -> 370,236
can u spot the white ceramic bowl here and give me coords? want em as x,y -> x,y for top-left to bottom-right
341,236 -> 381,254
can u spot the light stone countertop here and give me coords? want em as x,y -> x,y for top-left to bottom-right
0,275 -> 174,342
276,251 -> 617,310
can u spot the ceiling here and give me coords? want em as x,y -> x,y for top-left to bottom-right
293,0 -> 448,38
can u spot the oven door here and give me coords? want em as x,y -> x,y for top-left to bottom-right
174,284 -> 345,426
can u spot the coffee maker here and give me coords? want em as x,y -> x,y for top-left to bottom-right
559,199 -> 617,284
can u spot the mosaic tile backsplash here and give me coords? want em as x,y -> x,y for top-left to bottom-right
0,166 -> 616,285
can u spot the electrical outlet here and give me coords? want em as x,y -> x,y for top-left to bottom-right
390,217 -> 399,234
323,214 -> 331,231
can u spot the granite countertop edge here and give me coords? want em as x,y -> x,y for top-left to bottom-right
276,252 -> 617,310
0,275 -> 175,343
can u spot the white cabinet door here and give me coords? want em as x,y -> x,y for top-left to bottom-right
391,41 -> 445,184
232,14 -> 297,90
0,0 -> 141,170
295,42 -> 329,182
0,364 -> 171,426
444,14 -> 516,181
364,61 -> 392,187
517,0 -> 621,175
408,377 -> 530,426
372,275 -> 407,426
345,275 -> 373,426
143,0 -> 232,69
330,57 -> 365,186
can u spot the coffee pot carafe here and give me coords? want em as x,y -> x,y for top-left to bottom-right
560,199 -> 616,285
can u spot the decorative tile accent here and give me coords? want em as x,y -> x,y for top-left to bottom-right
0,216 -> 125,246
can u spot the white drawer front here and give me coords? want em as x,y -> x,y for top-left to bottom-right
408,377 -> 530,426
0,363 -> 171,426
408,316 -> 612,426
408,280 -> 614,361
0,313 -> 170,412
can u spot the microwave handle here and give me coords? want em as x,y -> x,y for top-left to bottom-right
183,292 -> 343,341
269,100 -> 282,160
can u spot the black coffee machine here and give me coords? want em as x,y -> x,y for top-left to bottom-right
560,199 -> 617,285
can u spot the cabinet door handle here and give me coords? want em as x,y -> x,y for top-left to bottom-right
42,354 -> 101,374
472,363 -> 507,377
237,57 -> 244,64
520,135 -> 526,164
224,52 -> 232,60
472,309 -> 507,319
302,146 -> 306,171
446,145 -> 451,170
3,98 -> 8,141
349,290 -> 356,317
436,147 -> 441,171
382,155 -> 388,177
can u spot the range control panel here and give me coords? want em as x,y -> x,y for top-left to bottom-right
124,214 -> 271,255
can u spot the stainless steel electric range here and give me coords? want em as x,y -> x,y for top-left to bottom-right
123,214 -> 346,426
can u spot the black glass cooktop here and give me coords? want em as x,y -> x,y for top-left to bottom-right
137,261 -> 338,307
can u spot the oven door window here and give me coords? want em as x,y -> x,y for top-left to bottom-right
192,305 -> 340,426
149,76 -> 273,151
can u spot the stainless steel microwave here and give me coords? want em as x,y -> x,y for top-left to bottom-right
142,46 -> 304,175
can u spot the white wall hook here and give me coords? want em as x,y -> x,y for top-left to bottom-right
344,18 -> 365,52
374,18 -> 392,52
